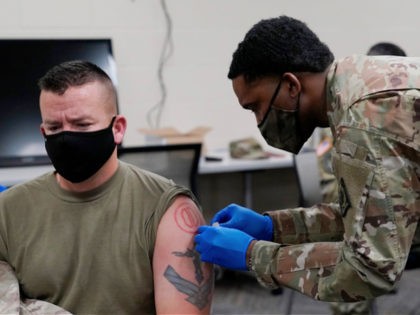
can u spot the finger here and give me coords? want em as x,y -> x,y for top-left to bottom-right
194,242 -> 203,253
211,211 -> 225,225
197,225 -> 208,234
213,211 -> 232,225
200,252 -> 212,263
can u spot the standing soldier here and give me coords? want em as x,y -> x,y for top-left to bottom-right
195,15 -> 420,306
318,41 -> 407,315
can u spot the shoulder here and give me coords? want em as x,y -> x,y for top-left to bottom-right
164,195 -> 203,231
334,55 -> 420,90
153,194 -> 213,314
118,161 -> 200,234
119,161 -> 173,183
118,161 -> 177,193
119,161 -> 198,204
0,172 -> 53,202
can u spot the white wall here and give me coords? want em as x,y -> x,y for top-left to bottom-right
1,0 -> 419,152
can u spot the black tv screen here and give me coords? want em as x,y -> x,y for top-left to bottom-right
0,39 -> 117,167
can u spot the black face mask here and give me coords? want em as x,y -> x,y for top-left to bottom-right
44,117 -> 116,183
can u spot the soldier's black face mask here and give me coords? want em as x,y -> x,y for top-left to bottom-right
44,116 -> 116,183
258,80 -> 305,154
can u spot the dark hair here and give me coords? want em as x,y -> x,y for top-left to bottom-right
38,60 -> 115,95
228,15 -> 334,82
366,42 -> 406,57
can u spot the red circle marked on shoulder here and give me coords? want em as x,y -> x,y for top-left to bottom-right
174,202 -> 201,234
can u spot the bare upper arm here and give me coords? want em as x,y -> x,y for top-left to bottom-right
153,195 -> 214,314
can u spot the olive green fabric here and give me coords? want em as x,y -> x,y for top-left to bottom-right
0,161 -> 196,314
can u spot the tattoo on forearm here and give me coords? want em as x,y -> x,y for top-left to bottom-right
174,202 -> 201,234
164,248 -> 211,310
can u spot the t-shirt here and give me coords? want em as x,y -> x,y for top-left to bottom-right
0,161 -> 196,314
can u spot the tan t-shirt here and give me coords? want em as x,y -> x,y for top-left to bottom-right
0,161 -> 196,314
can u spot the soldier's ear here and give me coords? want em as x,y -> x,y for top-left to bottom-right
282,72 -> 301,98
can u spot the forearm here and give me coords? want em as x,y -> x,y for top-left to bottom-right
265,203 -> 344,244
249,240 -> 397,302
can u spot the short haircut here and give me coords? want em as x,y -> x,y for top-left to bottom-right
228,15 -> 334,82
367,42 -> 406,57
38,60 -> 116,96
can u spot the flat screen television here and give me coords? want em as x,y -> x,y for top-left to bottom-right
0,39 -> 118,167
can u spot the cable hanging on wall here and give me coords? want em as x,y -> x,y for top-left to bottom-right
146,0 -> 174,129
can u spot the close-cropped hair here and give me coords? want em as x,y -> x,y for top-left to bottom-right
367,42 -> 406,57
228,15 -> 334,82
38,60 -> 115,95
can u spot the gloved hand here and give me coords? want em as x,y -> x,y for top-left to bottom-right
194,226 -> 254,271
210,204 -> 273,241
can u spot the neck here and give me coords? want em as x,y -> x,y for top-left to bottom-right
297,68 -> 330,129
317,66 -> 332,127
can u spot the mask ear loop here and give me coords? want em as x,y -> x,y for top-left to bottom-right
294,93 -> 304,142
268,79 -> 282,107
258,79 -> 282,128
108,116 -> 117,128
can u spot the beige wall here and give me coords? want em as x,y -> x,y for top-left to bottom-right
1,0 -> 419,152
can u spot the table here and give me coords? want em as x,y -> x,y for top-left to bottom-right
0,149 -> 295,210
0,165 -> 54,187
199,150 -> 294,208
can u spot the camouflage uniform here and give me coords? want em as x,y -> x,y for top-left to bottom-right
317,129 -> 374,314
316,128 -> 338,204
250,55 -> 420,302
0,261 -> 71,314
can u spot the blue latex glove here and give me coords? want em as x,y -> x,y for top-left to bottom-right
195,226 -> 254,271
0,185 -> 7,192
210,203 -> 273,241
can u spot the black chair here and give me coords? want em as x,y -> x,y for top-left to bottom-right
278,148 -> 323,314
117,143 -> 201,196
293,147 -> 323,207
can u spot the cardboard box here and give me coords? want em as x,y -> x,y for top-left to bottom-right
138,126 -> 211,149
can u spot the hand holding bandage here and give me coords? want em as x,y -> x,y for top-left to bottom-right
194,225 -> 254,271
211,203 -> 273,241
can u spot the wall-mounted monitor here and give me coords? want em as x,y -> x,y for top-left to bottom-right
0,39 -> 117,168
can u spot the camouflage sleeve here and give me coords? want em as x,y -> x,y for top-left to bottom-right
265,204 -> 344,244
0,261 -> 72,314
251,132 -> 420,302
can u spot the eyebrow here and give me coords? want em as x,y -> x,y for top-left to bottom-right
42,119 -> 59,126
43,117 -> 93,125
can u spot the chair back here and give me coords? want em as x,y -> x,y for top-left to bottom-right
118,143 -> 201,196
293,148 -> 323,207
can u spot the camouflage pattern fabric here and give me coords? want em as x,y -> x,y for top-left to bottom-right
0,261 -> 71,314
317,128 -> 339,204
329,300 -> 372,315
250,55 -> 420,302
316,128 -> 373,314
229,137 -> 268,160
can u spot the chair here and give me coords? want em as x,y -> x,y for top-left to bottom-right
293,148 -> 323,207
117,143 -> 201,196
280,148 -> 323,315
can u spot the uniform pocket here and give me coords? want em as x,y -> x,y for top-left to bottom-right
332,150 -> 375,240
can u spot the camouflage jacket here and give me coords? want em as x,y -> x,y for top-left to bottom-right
0,261 -> 71,314
251,55 -> 420,302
